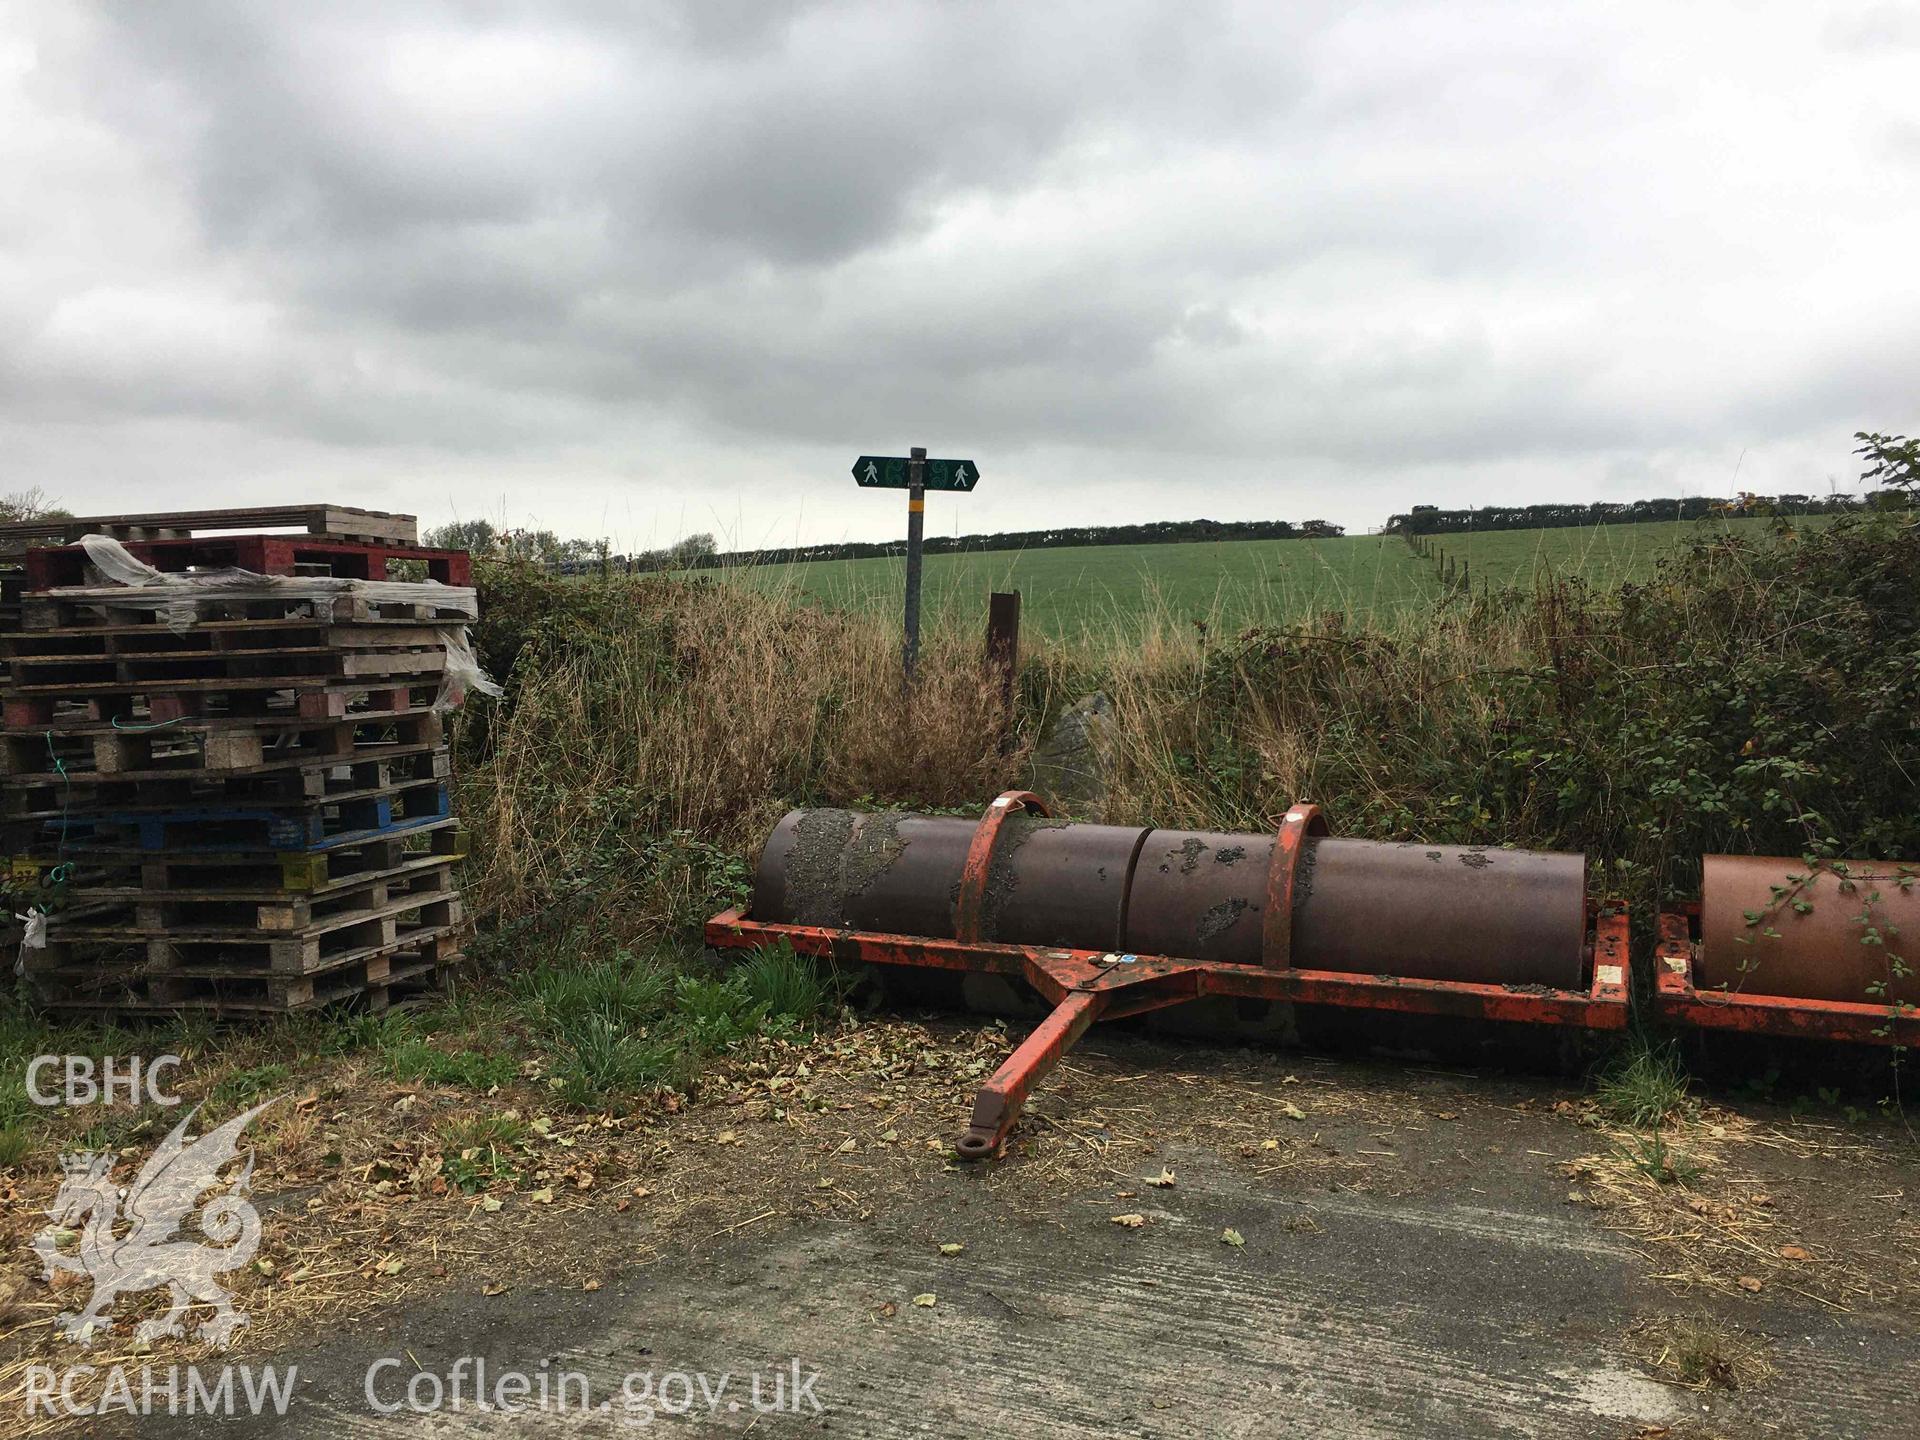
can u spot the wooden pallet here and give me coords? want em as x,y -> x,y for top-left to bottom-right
39,826 -> 462,898
54,857 -> 458,930
55,776 -> 452,853
27,930 -> 459,1014
6,675 -> 446,730
0,709 -> 446,780
23,534 -> 466,589
6,630 -> 450,690
2,746 -> 449,819
22,589 -> 473,633
0,568 -> 20,683
45,887 -> 463,974
0,504 -> 419,553
17,817 -> 468,892
7,614 -> 462,649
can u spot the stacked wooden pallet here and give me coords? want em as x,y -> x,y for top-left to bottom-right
0,508 -> 487,1015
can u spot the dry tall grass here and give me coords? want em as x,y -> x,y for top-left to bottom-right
458,573 -> 1040,933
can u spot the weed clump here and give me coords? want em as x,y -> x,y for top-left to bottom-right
1597,1039 -> 1695,1128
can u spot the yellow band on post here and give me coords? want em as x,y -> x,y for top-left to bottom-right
909,500 -> 925,513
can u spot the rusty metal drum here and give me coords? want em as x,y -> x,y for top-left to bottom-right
1123,830 -> 1273,965
756,808 -> 1590,989
1288,839 -> 1587,988
1698,854 -> 1920,1005
753,809 -> 1148,950
1125,831 -> 1585,986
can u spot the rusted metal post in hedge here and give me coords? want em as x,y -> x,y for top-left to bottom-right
851,446 -> 981,686
985,590 -> 1021,739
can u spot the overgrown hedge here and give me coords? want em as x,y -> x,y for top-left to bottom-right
458,514 -> 1920,944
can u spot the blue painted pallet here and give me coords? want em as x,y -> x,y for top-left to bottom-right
61,784 -> 452,853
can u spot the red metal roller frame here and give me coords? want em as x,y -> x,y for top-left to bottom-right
952,790 -> 1049,943
949,788 -> 1121,1160
706,799 -> 1631,1161
1263,803 -> 1330,969
1654,905 -> 1920,1046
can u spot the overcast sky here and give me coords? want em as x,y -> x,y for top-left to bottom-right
2,2 -> 1915,550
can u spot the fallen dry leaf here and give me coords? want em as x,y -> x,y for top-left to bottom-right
912,1293 -> 937,1308
1111,1213 -> 1147,1229
1221,1228 -> 1245,1248
1147,1168 -> 1176,1188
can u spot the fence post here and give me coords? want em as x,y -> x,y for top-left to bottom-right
986,590 -> 1021,740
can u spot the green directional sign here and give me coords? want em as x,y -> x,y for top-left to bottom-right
851,455 -> 980,492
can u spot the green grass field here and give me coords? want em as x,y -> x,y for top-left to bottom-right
710,517 -> 1792,643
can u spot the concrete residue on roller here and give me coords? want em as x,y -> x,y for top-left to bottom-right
979,812 -> 1048,937
783,809 -> 908,926
842,812 -> 910,897
1459,850 -> 1491,869
784,808 -> 855,926
1196,896 -> 1249,945
1176,836 -> 1209,874
1294,839 -> 1321,905
1214,844 -> 1247,866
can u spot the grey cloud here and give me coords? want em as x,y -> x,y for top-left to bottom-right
1,2 -> 1912,539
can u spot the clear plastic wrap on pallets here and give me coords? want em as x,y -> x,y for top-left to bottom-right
72,535 -> 500,712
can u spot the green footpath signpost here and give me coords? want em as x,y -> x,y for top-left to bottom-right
852,455 -> 979,492
851,448 -> 981,680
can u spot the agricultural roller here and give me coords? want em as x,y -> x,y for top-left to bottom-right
706,794 -> 1917,1158
1656,855 -> 1920,1044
